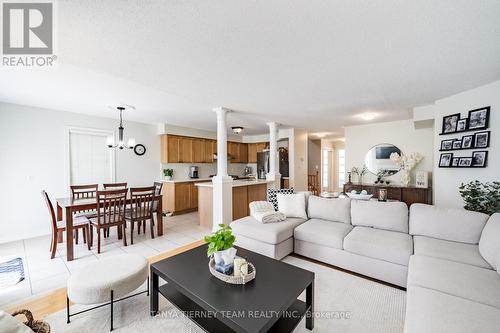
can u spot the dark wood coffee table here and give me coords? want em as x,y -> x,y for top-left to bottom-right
150,244 -> 314,333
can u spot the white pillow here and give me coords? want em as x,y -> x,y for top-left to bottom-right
277,192 -> 307,219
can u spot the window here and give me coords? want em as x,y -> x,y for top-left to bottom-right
322,149 -> 329,186
338,149 -> 346,187
67,128 -> 115,186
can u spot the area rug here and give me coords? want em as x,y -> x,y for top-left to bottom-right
0,257 -> 25,290
44,256 -> 406,332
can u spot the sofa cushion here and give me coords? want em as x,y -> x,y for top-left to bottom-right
409,203 -> 488,244
230,216 -> 306,245
414,235 -> 491,269
277,193 -> 307,219
351,200 -> 409,233
408,255 -> 500,309
294,218 -> 353,250
479,213 -> 500,269
307,196 -> 351,224
343,226 -> 413,266
404,285 -> 500,333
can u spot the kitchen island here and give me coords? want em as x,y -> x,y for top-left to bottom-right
195,179 -> 272,229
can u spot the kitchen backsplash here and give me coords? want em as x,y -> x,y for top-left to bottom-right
161,163 -> 257,180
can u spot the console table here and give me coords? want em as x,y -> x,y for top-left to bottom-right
343,183 -> 432,207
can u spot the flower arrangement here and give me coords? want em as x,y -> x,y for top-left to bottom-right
351,165 -> 368,184
390,152 -> 423,186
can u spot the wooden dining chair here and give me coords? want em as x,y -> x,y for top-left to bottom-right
42,190 -> 91,259
89,189 -> 128,253
151,181 -> 163,227
125,186 -> 155,244
103,182 -> 128,190
70,184 -> 99,243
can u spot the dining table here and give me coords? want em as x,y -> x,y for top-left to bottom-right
56,194 -> 163,261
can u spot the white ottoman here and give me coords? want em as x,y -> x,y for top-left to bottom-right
66,254 -> 148,331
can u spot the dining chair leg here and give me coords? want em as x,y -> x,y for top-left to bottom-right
50,231 -> 58,259
85,226 -> 91,251
150,217 -> 155,239
143,221 -> 146,234
75,229 -> 79,244
122,224 -> 127,247
89,225 -> 94,247
130,222 -> 134,245
97,227 -> 101,254
83,228 -> 87,244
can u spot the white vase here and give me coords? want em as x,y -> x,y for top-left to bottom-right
400,169 -> 410,187
213,247 -> 237,266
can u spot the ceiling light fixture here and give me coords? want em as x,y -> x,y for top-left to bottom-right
357,112 -> 378,121
232,126 -> 244,135
106,105 -> 136,149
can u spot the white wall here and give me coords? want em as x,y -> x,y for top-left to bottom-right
0,102 -> 161,243
432,80 -> 500,208
292,128 -> 309,191
345,119 -> 434,185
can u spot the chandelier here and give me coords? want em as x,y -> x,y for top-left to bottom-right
106,106 -> 136,149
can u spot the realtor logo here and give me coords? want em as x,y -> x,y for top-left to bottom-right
2,1 -> 56,67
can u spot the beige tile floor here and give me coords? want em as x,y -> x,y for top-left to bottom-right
0,212 -> 210,307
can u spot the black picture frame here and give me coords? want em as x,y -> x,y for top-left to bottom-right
440,139 -> 454,151
441,113 -> 461,134
451,157 -> 460,167
468,107 -> 490,130
461,135 -> 474,149
471,151 -> 488,168
473,131 -> 490,149
439,153 -> 453,168
458,157 -> 473,168
452,139 -> 462,150
456,118 -> 468,132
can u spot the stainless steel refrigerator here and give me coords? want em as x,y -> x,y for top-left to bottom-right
257,150 -> 289,179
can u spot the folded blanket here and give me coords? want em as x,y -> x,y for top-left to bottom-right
249,201 -> 286,223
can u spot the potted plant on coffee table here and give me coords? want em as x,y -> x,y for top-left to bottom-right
204,224 -> 237,274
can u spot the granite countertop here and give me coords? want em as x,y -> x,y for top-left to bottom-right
195,179 -> 273,188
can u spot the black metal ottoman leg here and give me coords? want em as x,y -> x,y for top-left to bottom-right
66,296 -> 70,324
110,290 -> 114,331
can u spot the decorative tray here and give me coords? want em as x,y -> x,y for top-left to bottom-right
208,258 -> 256,285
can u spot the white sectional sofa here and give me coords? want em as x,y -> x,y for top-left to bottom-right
230,195 -> 500,332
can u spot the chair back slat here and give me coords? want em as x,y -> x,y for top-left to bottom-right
103,182 -> 128,190
153,182 -> 163,195
70,184 -> 98,199
96,189 -> 128,227
42,190 -> 57,232
130,186 -> 155,221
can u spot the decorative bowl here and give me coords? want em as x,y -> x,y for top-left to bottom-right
346,193 -> 373,201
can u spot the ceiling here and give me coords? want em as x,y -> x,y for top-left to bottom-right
1,0 -> 500,137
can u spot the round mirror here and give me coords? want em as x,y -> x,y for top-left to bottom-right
364,143 -> 402,176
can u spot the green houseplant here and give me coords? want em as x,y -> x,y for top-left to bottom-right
459,181 -> 500,216
163,168 -> 173,180
204,224 -> 237,265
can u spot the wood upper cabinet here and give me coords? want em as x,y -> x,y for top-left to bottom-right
192,138 -> 205,163
228,142 -> 239,162
239,143 -> 248,163
161,135 -> 180,163
204,139 -> 215,163
179,137 -> 193,163
247,142 -> 268,163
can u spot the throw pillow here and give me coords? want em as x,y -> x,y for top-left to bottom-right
267,188 -> 294,211
277,192 -> 307,219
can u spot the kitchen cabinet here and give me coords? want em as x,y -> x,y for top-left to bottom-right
232,186 -> 249,220
161,135 -> 181,163
179,137 -> 193,163
162,181 -> 206,215
203,139 -> 215,163
246,184 -> 267,214
228,142 -> 249,163
192,138 -> 205,163
247,142 -> 268,163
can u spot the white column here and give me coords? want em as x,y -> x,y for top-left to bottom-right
212,107 -> 233,232
266,122 -> 281,188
